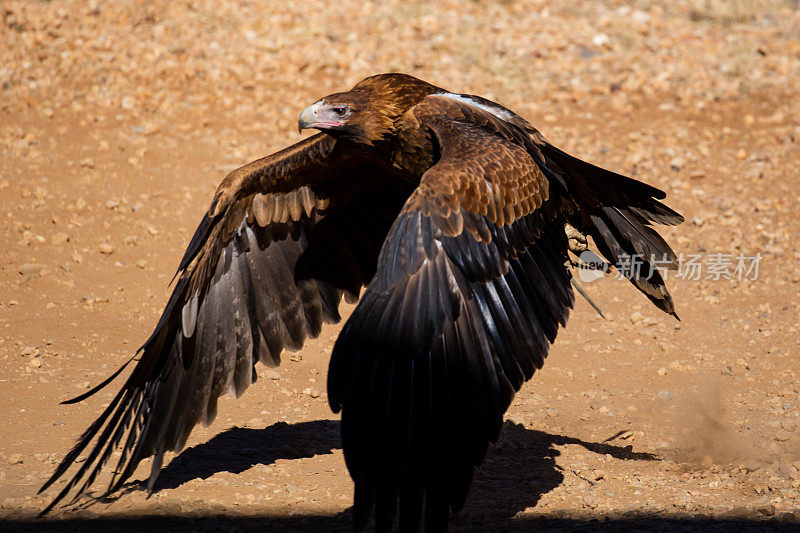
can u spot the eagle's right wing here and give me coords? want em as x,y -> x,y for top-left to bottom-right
40,132 -> 415,514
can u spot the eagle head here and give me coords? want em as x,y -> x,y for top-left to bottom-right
298,90 -> 394,146
298,97 -> 354,134
298,74 -> 440,145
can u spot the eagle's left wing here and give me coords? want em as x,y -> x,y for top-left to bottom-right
327,96 -> 575,531
39,133 -> 415,515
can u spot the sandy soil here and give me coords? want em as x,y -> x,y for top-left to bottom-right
1,1 -> 800,531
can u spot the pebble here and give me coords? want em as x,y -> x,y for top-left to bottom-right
657,390 -> 672,400
757,504 -> 776,516
50,232 -> 70,245
303,388 -> 321,398
18,263 -> 47,275
98,243 -> 115,254
8,454 -> 23,465
669,157 -> 685,171
20,346 -> 39,357
689,170 -> 706,180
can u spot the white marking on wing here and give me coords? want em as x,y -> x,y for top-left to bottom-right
438,93 -> 514,121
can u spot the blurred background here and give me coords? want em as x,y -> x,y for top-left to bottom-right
2,1 -> 798,137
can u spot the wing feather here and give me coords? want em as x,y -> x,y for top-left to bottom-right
41,133 -> 415,513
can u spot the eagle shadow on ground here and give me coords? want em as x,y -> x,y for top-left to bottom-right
148,418 -> 657,526
152,419 -> 341,492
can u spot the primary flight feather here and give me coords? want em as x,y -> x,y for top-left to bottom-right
42,73 -> 683,530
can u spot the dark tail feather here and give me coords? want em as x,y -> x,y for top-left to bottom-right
542,144 -> 684,225
539,144 -> 683,318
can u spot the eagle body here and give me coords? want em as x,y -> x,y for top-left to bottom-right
42,74 -> 683,531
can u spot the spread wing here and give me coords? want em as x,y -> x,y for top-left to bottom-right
40,133 -> 415,513
327,97 -> 576,531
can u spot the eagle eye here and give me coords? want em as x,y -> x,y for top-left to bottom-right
332,106 -> 348,116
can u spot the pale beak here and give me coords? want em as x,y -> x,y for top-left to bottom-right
298,101 -> 344,133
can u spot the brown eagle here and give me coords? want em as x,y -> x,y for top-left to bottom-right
41,73 -> 682,529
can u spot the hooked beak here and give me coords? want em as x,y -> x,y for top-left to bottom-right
298,101 -> 344,133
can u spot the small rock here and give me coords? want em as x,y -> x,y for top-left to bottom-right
657,367 -> 667,376
658,390 -> 672,400
618,430 -> 634,440
775,430 -> 792,442
757,504 -> 776,516
98,243 -> 115,254
18,263 -> 47,275
669,157 -> 685,171
689,170 -> 705,180
50,232 -> 69,245
8,454 -> 23,465
264,369 -> 280,380
20,346 -> 39,357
